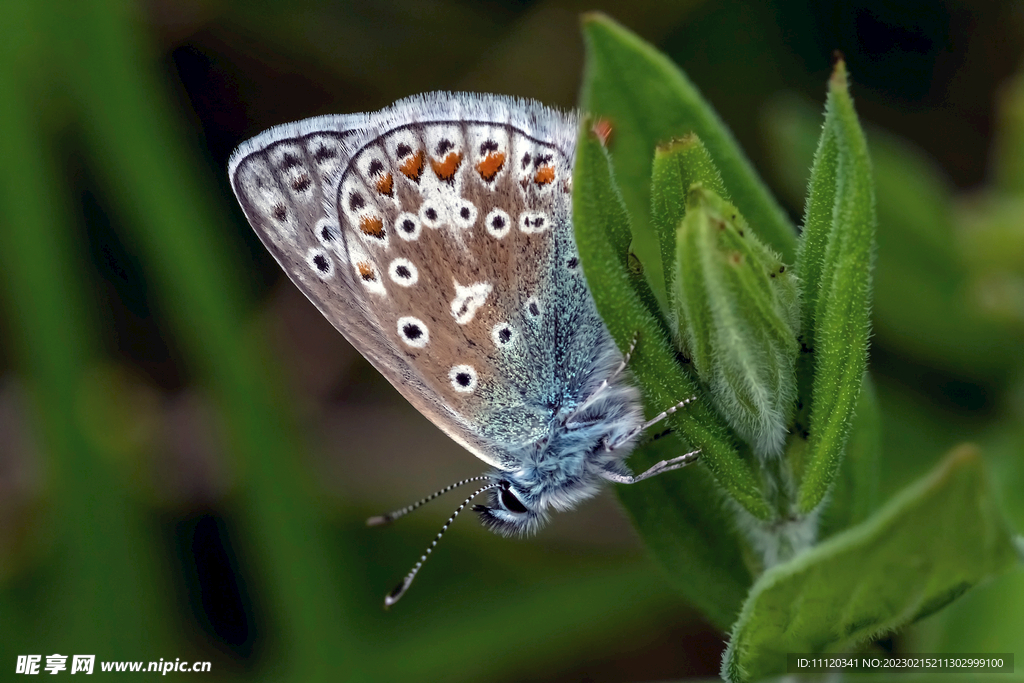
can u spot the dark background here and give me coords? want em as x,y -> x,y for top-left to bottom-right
1,1 -> 1022,681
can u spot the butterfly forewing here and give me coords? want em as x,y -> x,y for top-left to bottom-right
230,123 -> 396,378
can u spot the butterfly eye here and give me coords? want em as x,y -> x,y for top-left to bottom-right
499,485 -> 528,514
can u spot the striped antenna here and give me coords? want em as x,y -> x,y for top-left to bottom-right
366,475 -> 493,526
383,482 -> 499,608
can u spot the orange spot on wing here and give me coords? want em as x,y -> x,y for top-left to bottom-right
375,172 -> 393,196
399,150 -> 424,181
534,166 -> 555,185
359,216 -> 385,238
356,262 -> 376,281
430,152 -> 463,181
476,152 -> 505,181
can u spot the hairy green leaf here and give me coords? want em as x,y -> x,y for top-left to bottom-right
674,187 -> 798,458
573,119 -> 773,566
795,61 -> 876,512
766,96 -> 1021,382
573,119 -> 759,623
580,13 -> 796,310
722,445 -> 1019,683
817,375 -> 882,538
651,133 -> 729,322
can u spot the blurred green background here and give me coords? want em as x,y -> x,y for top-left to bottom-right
1,0 -> 1022,681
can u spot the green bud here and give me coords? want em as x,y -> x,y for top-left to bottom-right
652,134 -> 729,310
674,186 -> 799,458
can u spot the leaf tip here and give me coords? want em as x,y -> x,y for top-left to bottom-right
580,10 -> 613,30
685,181 -> 712,208
655,132 -> 701,157
946,441 -> 981,465
590,117 -> 615,147
830,53 -> 849,92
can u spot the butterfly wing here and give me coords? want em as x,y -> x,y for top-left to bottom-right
229,114 -> 502,466
229,94 -> 599,471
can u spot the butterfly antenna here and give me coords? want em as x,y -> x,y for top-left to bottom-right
367,475 -> 493,526
384,482 -> 500,608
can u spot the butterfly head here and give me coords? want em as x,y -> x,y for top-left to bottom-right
472,479 -> 546,536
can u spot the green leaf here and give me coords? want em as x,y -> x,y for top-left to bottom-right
792,104 -> 838,359
795,61 -> 876,513
721,445 -> 1020,683
580,12 -> 797,311
573,119 -> 773,543
617,435 -> 754,630
674,187 -> 799,458
765,96 -> 1022,381
651,133 -> 729,323
817,375 -> 882,538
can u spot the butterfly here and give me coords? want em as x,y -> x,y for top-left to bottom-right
228,92 -> 697,605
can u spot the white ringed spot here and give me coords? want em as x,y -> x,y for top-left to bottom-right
519,210 -> 550,234
397,316 -> 429,348
452,199 -> 478,229
316,219 -> 340,247
485,208 -> 512,239
419,201 -> 444,229
491,322 -> 516,348
395,212 -> 422,241
306,248 -> 333,279
449,365 -> 478,393
388,258 -> 419,287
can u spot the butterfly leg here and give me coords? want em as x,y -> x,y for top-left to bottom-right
610,333 -> 639,378
600,448 -> 701,484
605,395 -> 697,451
565,333 -> 639,425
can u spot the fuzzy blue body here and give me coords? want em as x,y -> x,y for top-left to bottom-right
478,279 -> 645,535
